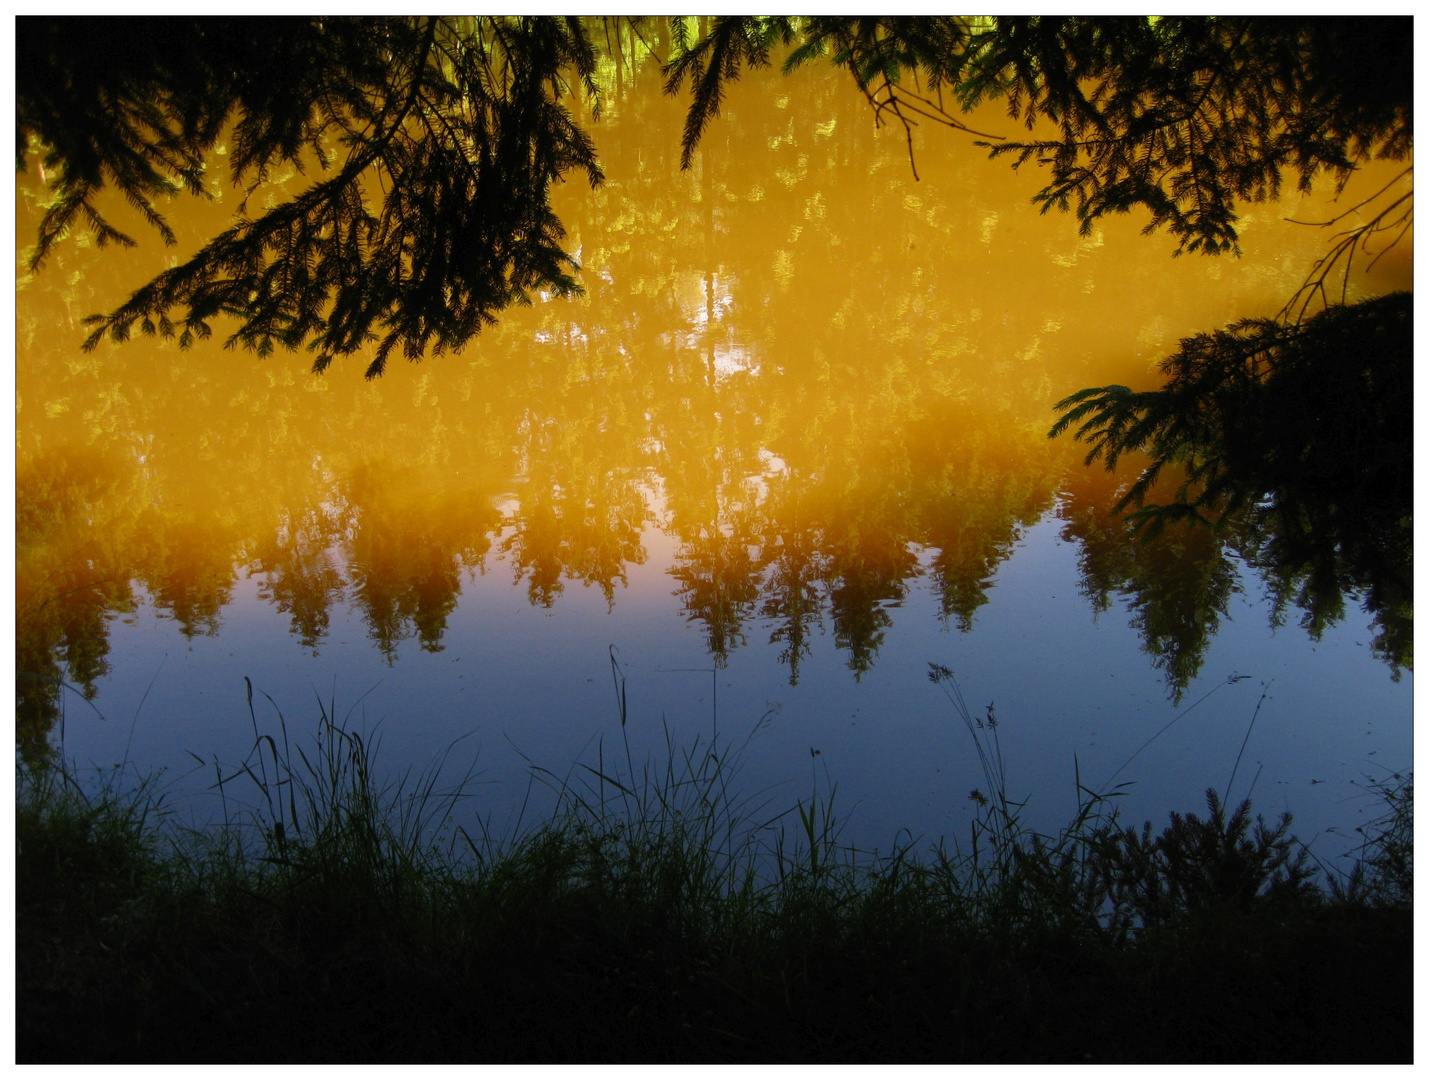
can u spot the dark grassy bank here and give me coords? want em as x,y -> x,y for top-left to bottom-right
17,681 -> 1412,1063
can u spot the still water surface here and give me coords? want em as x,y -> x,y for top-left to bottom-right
16,58 -> 1411,859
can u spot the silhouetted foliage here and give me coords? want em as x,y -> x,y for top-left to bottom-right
1098,788 -> 1318,932
20,16 -> 1412,372
1051,292 -> 1411,673
19,16 -> 603,377
671,16 -> 1412,256
957,16 -> 1412,256
667,17 -> 984,177
1051,293 -> 1411,531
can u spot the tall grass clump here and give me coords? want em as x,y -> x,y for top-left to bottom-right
928,663 -> 1378,938
17,751 -> 173,968
190,679 -> 479,932
924,662 -> 1124,944
1329,771 -> 1413,908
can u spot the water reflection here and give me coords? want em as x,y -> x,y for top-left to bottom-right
17,448 -> 137,759
15,52 -> 1410,754
1059,467 -> 1242,695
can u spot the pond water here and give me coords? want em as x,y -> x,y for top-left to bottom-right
16,55 -> 1411,863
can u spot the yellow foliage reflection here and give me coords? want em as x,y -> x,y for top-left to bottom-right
15,52 -> 1410,747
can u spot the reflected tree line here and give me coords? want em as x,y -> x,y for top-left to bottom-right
19,347 -> 1404,760
26,380 -> 1399,760
16,17 -> 1412,756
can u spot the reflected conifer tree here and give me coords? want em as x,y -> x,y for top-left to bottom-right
496,334 -> 654,607
753,481 -> 828,686
660,387 -> 768,667
669,527 -> 764,667
914,419 -> 1068,631
344,466 -> 500,661
133,516 -> 236,638
16,449 -> 138,761
1124,527 -> 1241,696
501,480 -> 649,610
1059,468 -> 1242,700
251,498 -> 351,653
821,503 -> 921,679
16,600 -> 117,766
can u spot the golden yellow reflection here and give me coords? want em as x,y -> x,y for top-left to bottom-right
16,51 -> 1411,746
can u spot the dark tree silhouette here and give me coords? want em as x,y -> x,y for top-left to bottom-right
21,16 -> 1412,372
19,16 -> 603,377
1051,292 -> 1412,675
668,16 -> 1411,257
